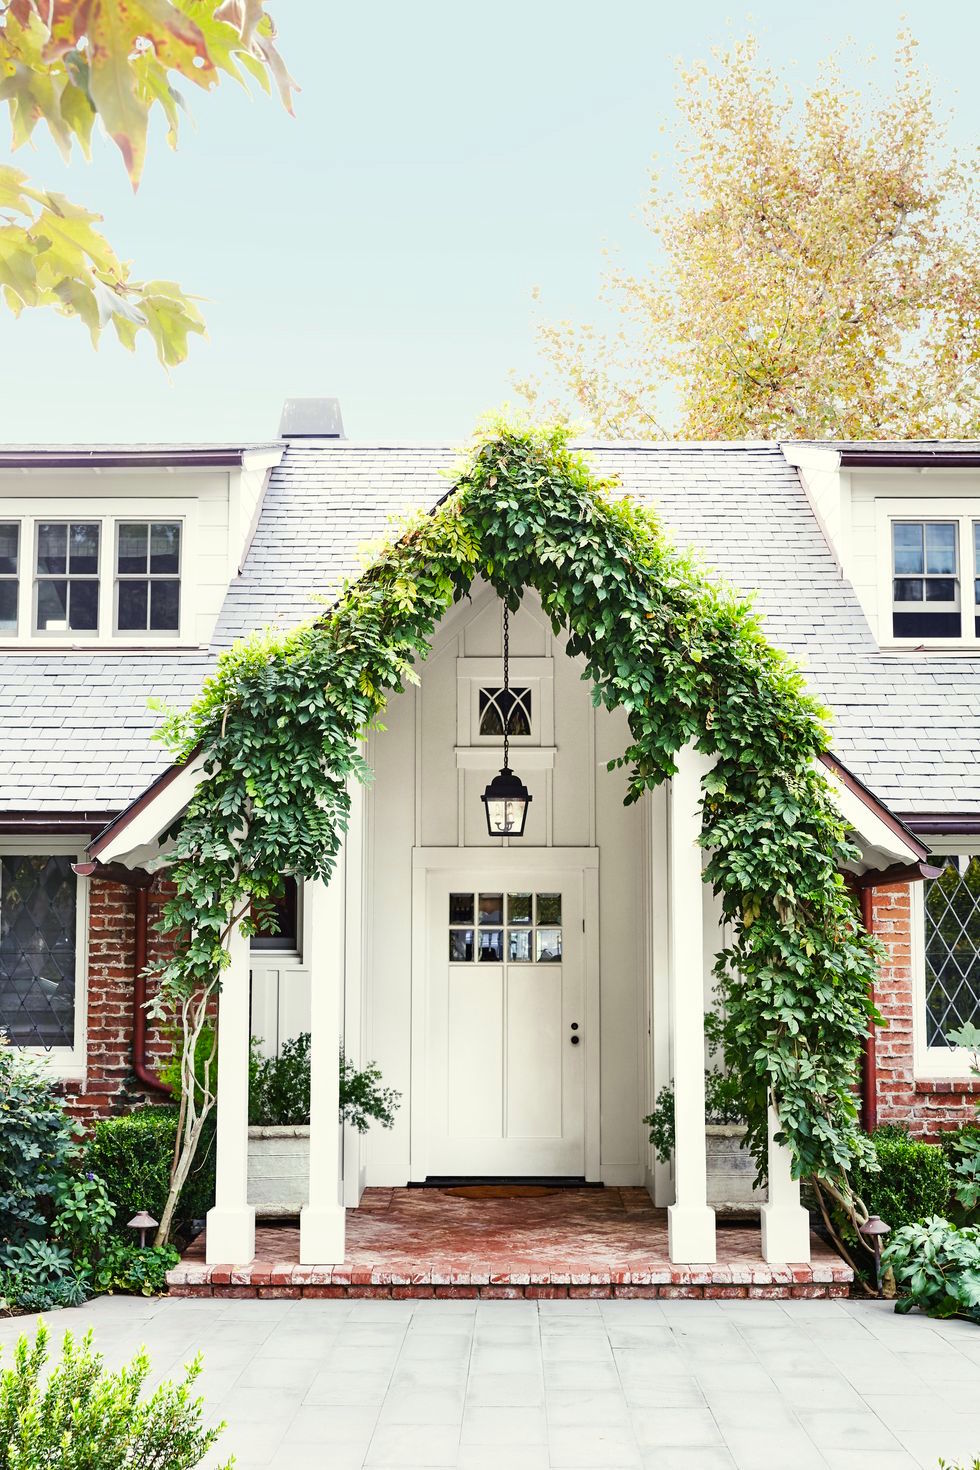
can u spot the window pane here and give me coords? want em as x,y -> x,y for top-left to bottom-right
449,929 -> 474,962
478,893 -> 503,925
251,876 -> 299,951
449,893 -> 474,925
478,687 -> 531,738
894,578 -> 923,603
117,522 -> 148,575
0,581 -> 16,633
68,579 -> 98,631
478,929 -> 504,961
925,522 -> 956,575
118,580 -> 148,631
0,522 -> 18,576
0,855 -> 77,1048
536,893 -> 562,925
508,929 -> 532,962
536,928 -> 563,962
37,523 -> 67,575
150,579 -> 180,631
925,579 -> 957,603
150,522 -> 180,574
893,522 -> 923,575
36,579 -> 68,630
508,893 -> 532,925
68,523 -> 99,575
923,856 -> 980,1046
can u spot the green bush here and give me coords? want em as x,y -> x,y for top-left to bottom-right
87,1106 -> 215,1233
0,1039 -> 79,1244
643,1011 -> 745,1164
942,1125 -> 980,1224
882,1215 -> 980,1324
851,1128 -> 951,1233
248,1033 -> 401,1132
91,1240 -> 179,1297
0,1323 -> 230,1470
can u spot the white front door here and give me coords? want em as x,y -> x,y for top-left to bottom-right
424,871 -> 586,1176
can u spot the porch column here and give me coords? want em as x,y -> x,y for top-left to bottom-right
299,857 -> 347,1264
667,742 -> 716,1265
206,915 -> 255,1265
760,1103 -> 811,1262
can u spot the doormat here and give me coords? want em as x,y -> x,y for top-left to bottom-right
412,1176 -> 604,1192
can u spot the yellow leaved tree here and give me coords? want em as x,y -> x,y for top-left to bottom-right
520,35 -> 980,440
0,0 -> 296,365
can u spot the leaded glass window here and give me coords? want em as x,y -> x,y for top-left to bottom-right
0,856 -> 77,1048
924,855 -> 980,1045
478,687 -> 531,738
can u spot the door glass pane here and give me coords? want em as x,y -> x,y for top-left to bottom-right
536,892 -> 562,925
117,523 -> 148,574
68,580 -> 98,631
449,893 -> 474,925
0,581 -> 16,632
926,522 -> 956,575
449,929 -> 474,962
536,928 -> 563,962
36,579 -> 68,629
150,579 -> 180,631
118,581 -> 148,631
0,523 -> 18,576
508,929 -> 532,962
150,522 -> 180,574
478,893 -> 503,925
507,893 -> 532,925
37,523 -> 67,575
68,523 -> 99,575
478,929 -> 504,961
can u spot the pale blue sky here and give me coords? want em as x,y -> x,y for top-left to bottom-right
2,0 -> 978,443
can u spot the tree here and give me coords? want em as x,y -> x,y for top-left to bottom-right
0,1 -> 296,365
519,35 -> 980,440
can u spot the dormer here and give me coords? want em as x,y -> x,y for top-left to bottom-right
0,443 -> 283,650
785,443 -> 980,651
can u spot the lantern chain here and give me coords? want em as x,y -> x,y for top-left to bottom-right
503,602 -> 510,771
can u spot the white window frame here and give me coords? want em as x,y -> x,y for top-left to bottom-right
0,517 -> 21,634
0,836 -> 89,1081
876,498 -> 980,649
112,518 -> 183,637
0,497 -> 198,647
913,834 -> 980,1079
33,517 -> 102,638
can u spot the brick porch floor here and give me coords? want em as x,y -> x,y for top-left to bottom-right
167,1187 -> 852,1300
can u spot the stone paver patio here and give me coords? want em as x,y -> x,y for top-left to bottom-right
3,1293 -> 979,1469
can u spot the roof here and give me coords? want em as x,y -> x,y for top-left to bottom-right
2,439 -> 979,823
0,444 -> 281,469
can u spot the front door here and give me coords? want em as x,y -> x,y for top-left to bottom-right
424,871 -> 585,1176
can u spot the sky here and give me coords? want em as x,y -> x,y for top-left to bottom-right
2,0 -> 979,445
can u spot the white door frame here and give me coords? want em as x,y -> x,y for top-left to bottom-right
410,846 -> 600,1182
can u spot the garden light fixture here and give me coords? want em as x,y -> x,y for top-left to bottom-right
127,1210 -> 159,1248
481,603 -> 532,838
858,1213 -> 891,1291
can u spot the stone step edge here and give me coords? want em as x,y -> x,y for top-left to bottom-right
167,1262 -> 853,1289
167,1281 -> 852,1301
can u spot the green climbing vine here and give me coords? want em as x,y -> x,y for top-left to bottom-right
150,419 -> 881,1239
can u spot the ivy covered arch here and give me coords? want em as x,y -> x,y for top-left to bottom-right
154,421 -> 879,1221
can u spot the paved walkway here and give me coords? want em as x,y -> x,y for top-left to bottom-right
2,1294 -> 979,1469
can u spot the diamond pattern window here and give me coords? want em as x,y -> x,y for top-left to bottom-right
892,520 -> 960,639
34,522 -> 100,633
116,521 -> 181,633
0,856 -> 77,1048
0,522 -> 18,634
924,855 -> 980,1046
479,687 -> 531,738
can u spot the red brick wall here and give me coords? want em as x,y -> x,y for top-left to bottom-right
871,880 -> 980,1138
61,876 -> 177,1126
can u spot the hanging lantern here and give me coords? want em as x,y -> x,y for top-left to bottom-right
481,603 -> 532,838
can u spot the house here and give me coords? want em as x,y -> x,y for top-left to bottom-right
1,401 -> 978,1284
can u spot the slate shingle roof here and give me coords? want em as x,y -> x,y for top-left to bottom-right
2,440 -> 977,820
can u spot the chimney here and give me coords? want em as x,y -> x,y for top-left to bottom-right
278,398 -> 345,439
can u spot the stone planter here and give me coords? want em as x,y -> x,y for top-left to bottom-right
706,1123 -> 767,1210
247,1126 -> 309,1216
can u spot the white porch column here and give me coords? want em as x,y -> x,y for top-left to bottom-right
299,856 -> 347,1264
760,1103 -> 811,1262
206,916 -> 256,1265
667,742 -> 716,1264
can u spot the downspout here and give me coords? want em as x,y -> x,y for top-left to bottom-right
859,887 -> 878,1133
132,885 -> 169,1096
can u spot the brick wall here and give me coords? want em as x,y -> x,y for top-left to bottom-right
61,875 -> 176,1126
871,880 -> 980,1138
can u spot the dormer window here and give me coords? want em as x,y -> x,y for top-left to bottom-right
35,521 -> 100,634
892,520 -> 960,639
0,523 -> 18,633
115,522 -> 181,633
877,504 -> 980,646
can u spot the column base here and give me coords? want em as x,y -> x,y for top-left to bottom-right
668,1202 -> 717,1264
205,1205 -> 256,1266
299,1204 -> 346,1265
760,1202 -> 811,1263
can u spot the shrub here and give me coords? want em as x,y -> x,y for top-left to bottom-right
91,1240 -> 179,1297
942,1125 -> 980,1224
643,1012 -> 745,1164
851,1128 -> 951,1234
87,1106 -> 215,1234
0,1323 -> 230,1470
882,1215 -> 980,1324
248,1034 -> 400,1132
0,1038 -> 79,1244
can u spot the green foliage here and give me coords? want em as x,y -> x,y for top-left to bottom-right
159,1022 -> 217,1111
0,1323 -> 230,1470
248,1033 -> 401,1132
942,1024 -> 980,1223
87,1106 -> 215,1232
0,1039 -> 80,1246
882,1216 -> 980,1324
150,422 -> 881,1198
850,1129 -> 951,1235
644,1014 -> 746,1164
90,1240 -> 180,1298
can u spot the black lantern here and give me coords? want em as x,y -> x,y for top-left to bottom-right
481,603 -> 532,838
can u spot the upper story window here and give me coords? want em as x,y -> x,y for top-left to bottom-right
116,522 -> 181,633
35,521 -> 100,634
885,510 -> 980,644
0,522 -> 18,633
